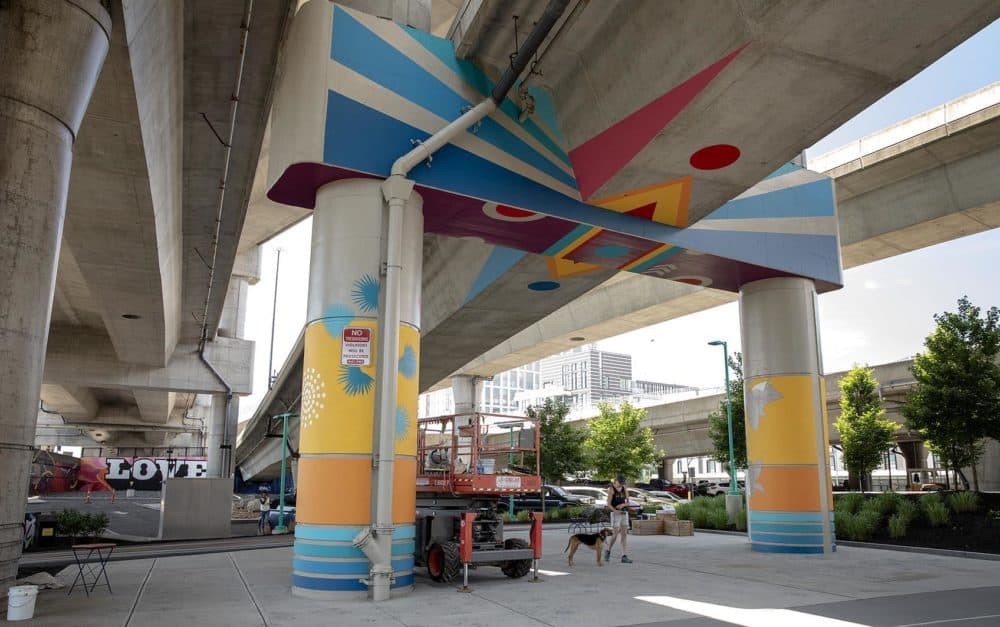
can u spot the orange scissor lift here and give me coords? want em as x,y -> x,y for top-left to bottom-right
414,412 -> 543,587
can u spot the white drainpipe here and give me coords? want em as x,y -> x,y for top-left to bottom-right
364,0 -> 570,601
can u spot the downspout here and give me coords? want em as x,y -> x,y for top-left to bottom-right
360,0 -> 570,602
196,0 -> 253,478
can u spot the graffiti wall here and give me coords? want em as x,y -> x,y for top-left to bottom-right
29,450 -> 208,493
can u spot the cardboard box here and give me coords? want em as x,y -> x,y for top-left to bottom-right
632,519 -> 664,535
663,519 -> 694,536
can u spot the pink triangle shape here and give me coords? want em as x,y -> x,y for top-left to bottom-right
569,44 -> 748,200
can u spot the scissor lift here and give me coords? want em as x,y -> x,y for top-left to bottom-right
414,412 -> 543,585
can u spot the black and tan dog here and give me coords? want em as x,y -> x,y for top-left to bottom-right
564,528 -> 614,566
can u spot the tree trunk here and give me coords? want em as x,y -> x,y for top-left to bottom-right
969,437 -> 980,492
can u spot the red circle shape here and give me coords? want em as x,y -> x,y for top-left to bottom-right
676,278 -> 704,286
689,144 -> 741,170
496,205 -> 537,219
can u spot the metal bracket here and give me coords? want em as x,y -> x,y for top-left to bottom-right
409,138 -> 433,167
460,105 -> 483,134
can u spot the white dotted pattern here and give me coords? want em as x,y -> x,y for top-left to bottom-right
301,368 -> 327,429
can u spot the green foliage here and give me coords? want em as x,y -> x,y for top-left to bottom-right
919,492 -> 944,508
895,499 -> 918,525
690,507 -> 711,529
707,353 -> 747,470
874,491 -> 905,517
836,366 -> 897,489
903,297 -> 1000,491
674,502 -> 692,521
835,492 -> 865,514
735,509 -> 747,532
947,491 -> 980,514
887,514 -> 908,539
855,510 -> 883,541
708,508 -> 730,530
924,501 -> 950,527
834,511 -> 854,541
835,508 -> 882,542
56,510 -> 108,539
525,399 -> 589,483
515,510 -> 531,522
583,400 -> 658,481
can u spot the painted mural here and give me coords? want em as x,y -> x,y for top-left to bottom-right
29,450 -> 208,493
267,3 -> 842,298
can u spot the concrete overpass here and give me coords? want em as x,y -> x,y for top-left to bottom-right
236,83 -> 1000,481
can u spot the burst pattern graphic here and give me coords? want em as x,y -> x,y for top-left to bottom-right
398,345 -> 417,379
322,303 -> 355,338
339,365 -> 374,396
352,275 -> 380,312
301,368 -> 327,429
395,406 -> 410,442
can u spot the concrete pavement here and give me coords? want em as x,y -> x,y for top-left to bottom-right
13,528 -> 1000,626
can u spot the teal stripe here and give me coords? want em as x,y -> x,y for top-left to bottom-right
392,541 -> 415,556
750,512 -> 834,523
295,524 -> 416,542
294,557 -> 415,575
750,532 -> 825,545
629,246 -> 684,273
543,223 -> 594,256
752,543 -> 829,555
751,522 -> 826,534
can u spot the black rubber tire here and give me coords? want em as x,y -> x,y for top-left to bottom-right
500,538 -> 533,579
427,542 -> 461,583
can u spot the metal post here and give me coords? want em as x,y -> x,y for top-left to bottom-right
709,340 -> 742,524
267,248 -> 282,389
274,412 -> 294,533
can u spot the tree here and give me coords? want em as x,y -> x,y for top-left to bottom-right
835,365 -> 897,491
524,399 -> 588,484
902,296 -> 1000,491
707,352 -> 747,470
583,400 -> 658,481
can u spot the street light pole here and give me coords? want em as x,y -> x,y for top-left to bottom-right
267,248 -> 282,389
273,412 -> 296,534
708,340 -> 742,524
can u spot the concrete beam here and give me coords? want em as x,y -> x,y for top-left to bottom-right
39,384 -> 99,420
43,326 -> 254,395
133,390 -> 177,424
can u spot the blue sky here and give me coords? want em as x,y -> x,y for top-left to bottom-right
240,19 -> 1000,417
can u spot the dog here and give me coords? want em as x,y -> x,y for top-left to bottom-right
565,528 -> 614,567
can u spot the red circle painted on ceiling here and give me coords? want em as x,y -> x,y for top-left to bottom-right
496,206 -> 537,219
676,277 -> 707,286
689,144 -> 741,170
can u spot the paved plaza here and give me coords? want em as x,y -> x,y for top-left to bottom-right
14,529 -> 1000,626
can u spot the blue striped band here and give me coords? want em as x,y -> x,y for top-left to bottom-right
294,524 -> 416,542
749,511 -> 835,523
749,532 -> 825,545
750,522 -> 832,534
294,540 -> 415,558
751,543 -> 833,555
293,572 -> 414,592
293,557 -> 415,575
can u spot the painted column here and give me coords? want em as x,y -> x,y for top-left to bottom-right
0,0 -> 110,596
740,277 -> 835,554
293,179 -> 423,598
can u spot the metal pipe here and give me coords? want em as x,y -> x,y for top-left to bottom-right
267,248 -> 282,388
199,352 -> 234,477
490,0 -> 569,103
371,0 -> 570,601
198,0 -> 253,350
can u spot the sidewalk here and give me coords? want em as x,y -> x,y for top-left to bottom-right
14,529 -> 1000,626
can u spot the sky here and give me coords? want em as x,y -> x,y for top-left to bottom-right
239,19 -> 1000,418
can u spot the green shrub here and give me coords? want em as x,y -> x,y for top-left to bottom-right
874,491 -> 904,516
674,502 -> 692,521
887,514 -> 908,539
856,510 -> 882,541
834,510 -> 880,541
643,504 -> 659,514
860,498 -> 883,518
501,512 -> 513,523
708,508 -> 730,530
516,509 -> 531,522
84,513 -> 110,537
735,509 -> 747,532
834,511 -> 854,541
690,507 -> 711,529
835,493 -> 865,514
924,501 -> 950,527
919,492 -> 944,508
895,499 -> 918,524
947,491 -> 980,514
57,510 -> 87,539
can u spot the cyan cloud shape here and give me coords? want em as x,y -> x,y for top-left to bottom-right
398,345 -> 417,379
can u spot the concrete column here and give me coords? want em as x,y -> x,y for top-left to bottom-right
740,277 -> 834,554
0,0 -> 110,596
293,179 -> 422,598
206,394 -> 229,478
972,439 -> 1000,492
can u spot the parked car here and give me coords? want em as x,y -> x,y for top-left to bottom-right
627,487 -> 675,507
563,486 -> 608,508
498,484 -> 590,514
647,490 -> 688,503
705,480 -> 744,496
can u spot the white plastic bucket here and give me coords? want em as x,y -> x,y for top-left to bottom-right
478,459 -> 496,474
6,585 -> 38,621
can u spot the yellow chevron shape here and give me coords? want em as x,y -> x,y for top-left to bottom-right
590,176 -> 692,227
